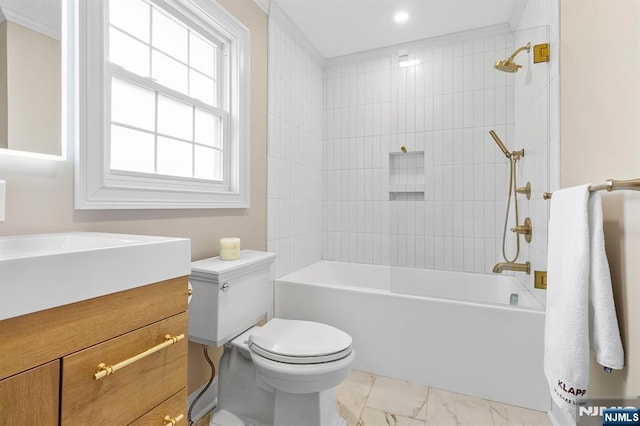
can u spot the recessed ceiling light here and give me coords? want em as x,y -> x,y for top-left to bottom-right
394,11 -> 409,23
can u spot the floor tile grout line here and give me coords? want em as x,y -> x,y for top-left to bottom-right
488,400 -> 497,426
357,373 -> 377,424
358,373 -> 433,425
425,386 -> 431,425
418,386 -> 429,423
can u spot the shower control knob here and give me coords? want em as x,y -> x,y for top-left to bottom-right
511,217 -> 532,243
511,225 -> 530,234
515,182 -> 532,200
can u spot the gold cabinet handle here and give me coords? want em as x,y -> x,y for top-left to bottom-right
163,414 -> 184,425
93,334 -> 185,380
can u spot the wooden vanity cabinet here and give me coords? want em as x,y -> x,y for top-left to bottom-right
0,360 -> 60,425
0,277 -> 189,425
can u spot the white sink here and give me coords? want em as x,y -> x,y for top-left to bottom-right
0,232 -> 191,321
0,233 -> 140,260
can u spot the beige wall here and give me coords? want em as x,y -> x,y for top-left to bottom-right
561,0 -> 640,397
0,0 -> 268,395
186,0 -> 268,393
6,21 -> 61,155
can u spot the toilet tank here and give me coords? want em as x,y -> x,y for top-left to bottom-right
188,250 -> 277,346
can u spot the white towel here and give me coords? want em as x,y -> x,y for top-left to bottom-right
588,191 -> 624,369
544,185 -> 624,411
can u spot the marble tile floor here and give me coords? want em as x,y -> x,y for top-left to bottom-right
336,370 -> 552,426
194,369 -> 551,426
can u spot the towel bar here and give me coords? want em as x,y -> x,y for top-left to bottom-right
543,178 -> 640,200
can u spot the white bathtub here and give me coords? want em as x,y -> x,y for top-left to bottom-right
275,261 -> 550,411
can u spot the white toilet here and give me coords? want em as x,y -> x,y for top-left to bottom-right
189,250 -> 354,426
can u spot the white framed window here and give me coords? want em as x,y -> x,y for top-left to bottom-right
69,0 -> 250,209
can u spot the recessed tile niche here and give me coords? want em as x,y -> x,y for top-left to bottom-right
389,151 -> 425,200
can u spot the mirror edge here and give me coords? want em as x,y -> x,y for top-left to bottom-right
0,0 -> 67,162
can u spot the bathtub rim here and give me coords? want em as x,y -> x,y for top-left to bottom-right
276,262 -> 545,313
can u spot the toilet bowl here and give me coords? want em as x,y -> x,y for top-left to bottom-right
249,319 -> 354,394
188,251 -> 354,426
213,319 -> 354,426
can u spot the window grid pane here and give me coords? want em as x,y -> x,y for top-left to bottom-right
109,28 -> 150,76
109,77 -> 224,181
194,145 -> 223,181
190,32 -> 216,77
108,0 -> 224,182
109,1 -> 219,107
152,8 -> 188,63
110,124 -> 155,174
157,95 -> 193,141
189,70 -> 216,106
157,136 -> 193,178
111,79 -> 155,131
195,109 -> 222,148
109,0 -> 150,44
152,50 -> 189,94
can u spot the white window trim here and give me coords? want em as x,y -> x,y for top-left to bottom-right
68,0 -> 250,209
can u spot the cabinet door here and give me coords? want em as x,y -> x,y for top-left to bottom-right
130,388 -> 187,426
0,360 -> 59,425
61,313 -> 187,425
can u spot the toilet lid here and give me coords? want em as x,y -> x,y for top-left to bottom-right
248,319 -> 352,362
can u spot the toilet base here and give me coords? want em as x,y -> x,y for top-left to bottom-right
209,409 -> 248,426
210,406 -> 346,426
210,384 -> 347,426
273,388 -> 346,426
210,409 -> 271,426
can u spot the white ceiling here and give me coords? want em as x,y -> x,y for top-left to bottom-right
273,0 -> 521,58
0,0 -> 520,58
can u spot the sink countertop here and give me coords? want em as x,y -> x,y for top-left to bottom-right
0,232 -> 191,321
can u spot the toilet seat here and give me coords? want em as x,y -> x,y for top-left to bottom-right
248,318 -> 353,364
250,343 -> 353,364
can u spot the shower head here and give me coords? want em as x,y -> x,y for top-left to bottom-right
494,42 -> 531,73
494,59 -> 521,73
489,130 -> 510,158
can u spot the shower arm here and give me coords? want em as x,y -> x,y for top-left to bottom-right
507,43 -> 531,62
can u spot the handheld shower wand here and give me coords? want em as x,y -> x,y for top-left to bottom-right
489,130 -> 511,158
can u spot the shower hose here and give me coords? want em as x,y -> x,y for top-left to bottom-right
501,156 -> 520,263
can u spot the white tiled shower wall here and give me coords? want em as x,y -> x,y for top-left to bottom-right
322,28 -> 517,273
267,4 -> 324,277
267,1 -> 557,284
